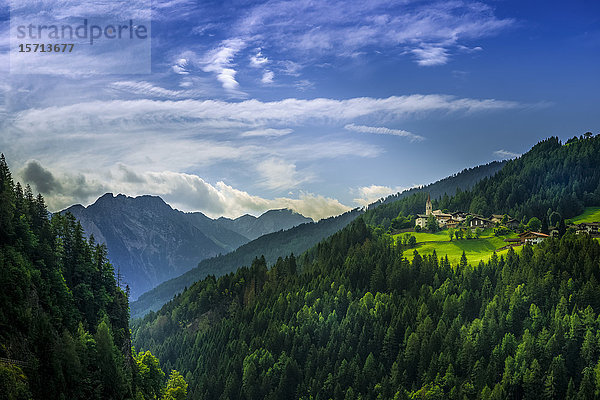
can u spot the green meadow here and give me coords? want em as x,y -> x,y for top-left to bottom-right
570,207 -> 600,245
394,228 -> 520,265
570,207 -> 600,223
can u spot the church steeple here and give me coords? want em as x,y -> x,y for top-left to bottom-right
426,193 -> 432,216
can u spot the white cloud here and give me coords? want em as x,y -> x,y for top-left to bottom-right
201,38 -> 246,92
411,45 -> 449,67
344,123 -> 425,142
255,158 -> 312,190
280,60 -> 302,76
241,128 -> 293,137
353,184 -> 412,206
261,71 -> 275,84
11,94 -> 519,135
109,81 -> 203,99
295,80 -> 314,91
10,0 -> 152,20
17,161 -> 349,220
153,173 -> 350,220
172,58 -> 190,75
494,149 -> 521,159
233,0 -> 514,66
280,139 -> 382,160
250,49 -> 269,67
276,192 -> 351,221
3,93 -> 519,213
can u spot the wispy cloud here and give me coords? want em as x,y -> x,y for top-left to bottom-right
149,0 -> 514,93
255,158 -> 312,190
11,94 -> 520,134
411,45 -> 449,67
172,58 -> 190,75
233,0 -> 514,67
241,128 -> 293,137
261,71 -> 275,84
200,38 -> 246,93
344,123 -> 425,142
494,149 -> 521,159
250,49 -> 269,67
3,93 -> 517,202
109,81 -> 203,99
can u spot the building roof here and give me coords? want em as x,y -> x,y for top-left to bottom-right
450,211 -> 471,217
518,231 -> 549,238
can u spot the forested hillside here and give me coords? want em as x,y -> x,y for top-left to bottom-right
0,155 -> 183,400
372,160 -> 506,207
132,136 -> 600,399
133,218 -> 600,399
441,136 -> 600,219
365,136 -> 600,227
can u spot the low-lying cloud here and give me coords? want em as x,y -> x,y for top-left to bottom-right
16,161 -> 350,220
18,160 -> 108,211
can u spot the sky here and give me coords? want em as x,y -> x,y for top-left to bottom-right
0,0 -> 599,220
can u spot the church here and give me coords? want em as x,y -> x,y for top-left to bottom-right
415,194 -> 455,229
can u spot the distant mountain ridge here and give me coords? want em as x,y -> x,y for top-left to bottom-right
217,209 -> 313,240
62,194 -> 311,299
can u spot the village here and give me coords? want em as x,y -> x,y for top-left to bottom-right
414,194 -> 600,248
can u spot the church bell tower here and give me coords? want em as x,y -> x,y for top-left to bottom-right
426,193 -> 432,216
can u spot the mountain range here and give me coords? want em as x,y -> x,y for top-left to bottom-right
62,194 -> 311,299
129,159 -> 506,318
216,209 -> 314,241
61,158 -> 503,306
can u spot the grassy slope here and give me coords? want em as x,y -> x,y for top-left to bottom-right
571,207 -> 600,223
399,206 -> 600,264
570,206 -> 600,244
395,229 -> 520,265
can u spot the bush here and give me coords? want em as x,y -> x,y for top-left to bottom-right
494,226 -> 511,236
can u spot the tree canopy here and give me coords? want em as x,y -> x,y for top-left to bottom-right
0,155 -> 184,399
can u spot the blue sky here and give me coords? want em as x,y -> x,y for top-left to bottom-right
0,0 -> 599,219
